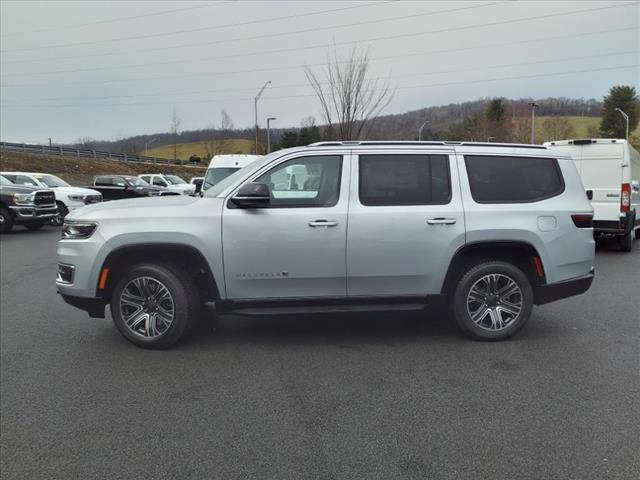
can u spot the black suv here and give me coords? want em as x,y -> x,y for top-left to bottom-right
0,175 -> 58,232
90,175 -> 180,201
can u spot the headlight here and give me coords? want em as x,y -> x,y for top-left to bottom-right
67,194 -> 85,202
62,221 -> 97,239
13,193 -> 35,205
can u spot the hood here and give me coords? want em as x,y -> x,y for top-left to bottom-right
65,194 -> 200,221
56,186 -> 101,196
0,184 -> 41,194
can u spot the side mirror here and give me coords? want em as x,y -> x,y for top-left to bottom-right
231,183 -> 270,208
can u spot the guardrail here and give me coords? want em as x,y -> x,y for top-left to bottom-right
0,141 -> 202,166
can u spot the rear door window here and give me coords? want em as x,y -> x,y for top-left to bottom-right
464,155 -> 564,203
359,154 -> 451,206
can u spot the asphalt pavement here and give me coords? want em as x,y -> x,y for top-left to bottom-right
1,227 -> 638,480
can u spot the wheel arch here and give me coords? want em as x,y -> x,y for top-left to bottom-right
98,243 -> 220,303
440,241 -> 545,298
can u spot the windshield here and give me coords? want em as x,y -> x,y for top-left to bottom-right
164,175 -> 187,185
202,168 -> 240,191
0,175 -> 12,186
124,176 -> 149,187
204,151 -> 283,197
33,174 -> 69,188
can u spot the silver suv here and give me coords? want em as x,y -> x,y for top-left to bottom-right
56,142 -> 595,348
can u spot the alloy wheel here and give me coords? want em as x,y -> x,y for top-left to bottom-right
119,276 -> 175,338
466,273 -> 523,331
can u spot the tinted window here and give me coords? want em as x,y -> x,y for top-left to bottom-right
254,155 -> 342,208
464,155 -> 564,203
94,176 -> 113,186
359,154 -> 450,206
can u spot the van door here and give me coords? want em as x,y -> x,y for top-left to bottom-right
346,150 -> 465,296
222,152 -> 350,299
579,143 -> 625,222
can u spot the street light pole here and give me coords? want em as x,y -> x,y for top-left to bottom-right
418,120 -> 429,141
145,137 -> 158,155
528,102 -> 539,144
254,80 -> 271,154
615,107 -> 630,139
266,117 -> 277,153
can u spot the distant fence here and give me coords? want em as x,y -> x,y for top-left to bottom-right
0,141 -> 203,167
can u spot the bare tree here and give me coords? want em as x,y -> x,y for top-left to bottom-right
170,110 -> 181,161
539,116 -> 576,142
305,47 -> 394,141
75,136 -> 96,150
204,109 -> 235,159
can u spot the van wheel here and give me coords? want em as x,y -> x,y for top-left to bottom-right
451,261 -> 533,341
619,230 -> 633,252
0,207 -> 13,233
110,263 -> 200,349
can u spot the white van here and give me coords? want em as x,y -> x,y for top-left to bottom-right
544,138 -> 640,251
201,155 -> 262,192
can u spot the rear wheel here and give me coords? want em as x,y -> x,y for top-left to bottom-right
110,263 -> 200,349
619,229 -> 633,252
451,260 -> 533,340
0,207 -> 13,233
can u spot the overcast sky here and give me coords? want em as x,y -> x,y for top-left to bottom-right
1,0 -> 638,144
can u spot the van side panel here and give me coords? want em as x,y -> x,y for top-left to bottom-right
579,143 -> 625,223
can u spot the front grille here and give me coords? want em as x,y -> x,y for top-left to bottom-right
34,191 -> 56,206
84,194 -> 102,204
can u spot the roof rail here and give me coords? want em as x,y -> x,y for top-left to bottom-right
308,141 -> 547,149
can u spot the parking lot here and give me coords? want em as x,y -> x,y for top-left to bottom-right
1,227 -> 638,480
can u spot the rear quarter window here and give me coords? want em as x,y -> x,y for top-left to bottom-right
464,155 -> 564,203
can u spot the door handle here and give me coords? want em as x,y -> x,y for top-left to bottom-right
427,218 -> 456,225
308,220 -> 338,227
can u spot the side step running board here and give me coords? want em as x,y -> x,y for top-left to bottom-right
231,303 -> 426,316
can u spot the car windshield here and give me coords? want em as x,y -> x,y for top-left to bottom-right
0,175 -> 12,186
164,175 -> 187,185
33,174 -> 69,188
204,151 -> 283,197
202,168 -> 240,191
124,177 -> 148,187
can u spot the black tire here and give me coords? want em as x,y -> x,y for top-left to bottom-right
25,222 -> 45,230
451,260 -> 534,341
0,207 -> 14,233
619,229 -> 633,252
110,263 -> 200,349
51,202 -> 68,226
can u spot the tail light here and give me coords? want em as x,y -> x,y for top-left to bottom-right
621,183 -> 631,212
571,214 -> 593,228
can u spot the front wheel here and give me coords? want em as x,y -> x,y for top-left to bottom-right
51,202 -> 68,226
451,261 -> 534,341
110,263 -> 200,349
0,207 -> 14,233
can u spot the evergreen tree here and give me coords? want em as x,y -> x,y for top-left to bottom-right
599,85 -> 638,138
279,131 -> 299,148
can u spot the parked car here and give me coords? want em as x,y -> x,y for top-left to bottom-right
189,177 -> 204,194
0,175 -> 58,233
544,138 -> 640,251
0,171 -> 101,225
201,154 -> 262,193
137,174 -> 196,195
57,141 -> 595,349
90,175 -> 181,201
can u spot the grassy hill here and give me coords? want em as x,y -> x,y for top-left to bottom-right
0,150 -> 206,186
143,139 -> 254,159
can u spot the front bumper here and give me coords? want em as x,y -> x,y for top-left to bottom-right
60,293 -> 106,318
534,269 -> 595,305
9,204 -> 58,221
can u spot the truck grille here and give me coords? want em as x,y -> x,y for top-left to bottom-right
84,194 -> 102,204
34,191 -> 56,206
